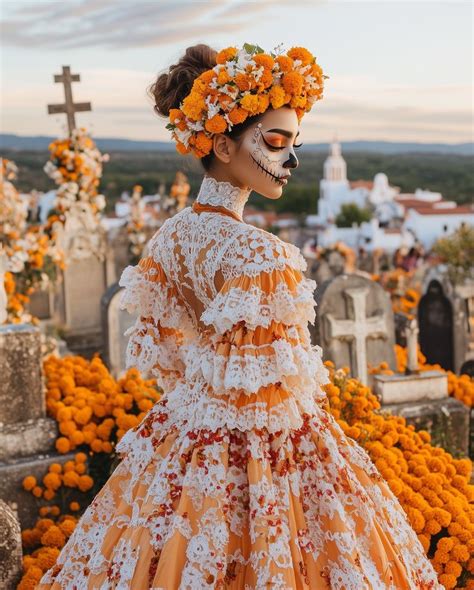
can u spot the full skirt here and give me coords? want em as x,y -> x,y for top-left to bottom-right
36,399 -> 442,589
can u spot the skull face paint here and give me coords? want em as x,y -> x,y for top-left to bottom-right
226,107 -> 302,200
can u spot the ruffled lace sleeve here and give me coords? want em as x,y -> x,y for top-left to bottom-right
195,229 -> 330,430
118,253 -> 195,391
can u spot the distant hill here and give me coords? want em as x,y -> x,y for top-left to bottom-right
1,133 -> 472,155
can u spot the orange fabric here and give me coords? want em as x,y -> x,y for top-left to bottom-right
192,200 -> 242,222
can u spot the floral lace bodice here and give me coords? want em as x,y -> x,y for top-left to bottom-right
118,175 -> 330,434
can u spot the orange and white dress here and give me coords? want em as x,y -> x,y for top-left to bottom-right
37,176 -> 442,589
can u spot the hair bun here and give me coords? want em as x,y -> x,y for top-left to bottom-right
148,44 -> 217,117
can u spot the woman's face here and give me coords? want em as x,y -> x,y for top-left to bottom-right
227,107 -> 301,199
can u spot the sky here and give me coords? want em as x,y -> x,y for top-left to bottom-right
0,0 -> 472,145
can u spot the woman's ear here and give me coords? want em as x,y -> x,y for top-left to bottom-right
212,133 -> 233,164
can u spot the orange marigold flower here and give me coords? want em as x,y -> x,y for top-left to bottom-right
281,72 -> 304,94
234,73 -> 253,92
194,131 -> 213,154
175,141 -> 190,155
197,70 -> 216,87
23,476 -> 37,491
169,108 -> 184,124
257,93 -> 270,114
59,519 -> 76,537
287,46 -> 314,65
43,472 -> 62,490
41,525 -> 66,548
268,85 -> 286,109
69,501 -> 80,511
63,471 -> 80,487
205,114 -> 227,134
240,93 -> 260,116
254,53 -> 275,70
217,70 -> 230,85
55,437 -> 71,454
275,55 -> 294,73
216,47 -> 238,64
181,92 -> 206,121
32,486 -> 43,498
78,475 -> 94,492
228,107 -> 248,125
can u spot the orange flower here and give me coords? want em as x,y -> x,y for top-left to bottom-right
228,107 -> 248,125
275,55 -> 294,72
169,109 -> 183,124
204,114 -> 227,134
234,73 -> 254,92
216,47 -> 238,64
181,92 -> 206,121
282,71 -> 304,95
194,131 -> 213,154
287,46 -> 314,65
253,53 -> 275,70
268,85 -> 287,109
176,139 -> 189,154
239,94 -> 260,116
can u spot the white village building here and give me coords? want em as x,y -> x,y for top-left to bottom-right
306,140 -> 474,252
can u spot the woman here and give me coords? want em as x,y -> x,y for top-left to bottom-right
37,43 -> 442,589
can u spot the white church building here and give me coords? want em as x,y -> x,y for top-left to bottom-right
307,140 -> 474,251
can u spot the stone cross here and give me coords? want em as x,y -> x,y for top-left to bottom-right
326,287 -> 387,385
47,66 -> 92,135
405,317 -> 420,374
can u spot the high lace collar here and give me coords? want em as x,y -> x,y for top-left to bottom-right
195,176 -> 251,220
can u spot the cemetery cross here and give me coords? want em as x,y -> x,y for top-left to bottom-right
326,287 -> 388,385
47,66 -> 92,135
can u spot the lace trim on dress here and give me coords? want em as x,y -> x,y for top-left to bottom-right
201,275 -> 318,333
195,175 -> 251,220
118,263 -> 196,382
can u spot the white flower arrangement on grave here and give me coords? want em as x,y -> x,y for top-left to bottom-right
43,127 -> 109,221
0,158 -> 62,323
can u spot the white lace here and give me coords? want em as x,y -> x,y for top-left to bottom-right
195,175 -> 251,220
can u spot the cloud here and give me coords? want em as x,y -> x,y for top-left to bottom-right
0,0 -> 280,50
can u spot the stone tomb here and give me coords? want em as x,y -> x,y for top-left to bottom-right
0,324 -> 77,530
101,283 -> 139,377
314,274 -> 397,385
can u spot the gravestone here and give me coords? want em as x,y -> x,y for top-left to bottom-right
101,283 -> 139,377
419,266 -> 474,376
0,324 -> 77,529
314,274 -> 397,385
28,286 -> 54,322
0,499 -> 22,590
52,207 -> 111,356
418,279 -> 454,371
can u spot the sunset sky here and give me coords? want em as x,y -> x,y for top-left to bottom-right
1,0 -> 472,145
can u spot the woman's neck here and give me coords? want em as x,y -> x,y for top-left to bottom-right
195,175 -> 252,220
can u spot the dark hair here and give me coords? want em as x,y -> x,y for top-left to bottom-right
147,43 -> 266,171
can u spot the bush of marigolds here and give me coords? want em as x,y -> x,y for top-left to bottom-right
18,355 -> 474,589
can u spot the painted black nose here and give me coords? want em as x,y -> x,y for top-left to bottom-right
283,152 -> 299,169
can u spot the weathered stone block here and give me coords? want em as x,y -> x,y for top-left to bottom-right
0,499 -> 22,590
374,371 -> 448,404
0,452 -> 78,530
382,396 -> 470,459
0,417 -> 58,462
0,324 -> 43,425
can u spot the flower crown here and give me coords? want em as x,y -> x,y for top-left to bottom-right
166,43 -> 328,159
